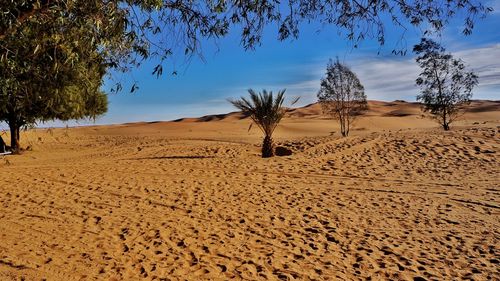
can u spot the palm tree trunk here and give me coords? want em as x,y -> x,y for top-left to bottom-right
262,135 -> 274,158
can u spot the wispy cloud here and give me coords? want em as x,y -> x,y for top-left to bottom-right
351,57 -> 420,101
350,44 -> 500,101
456,44 -> 500,88
488,0 -> 500,14
255,44 -> 500,103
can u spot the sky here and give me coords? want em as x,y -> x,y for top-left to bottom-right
24,2 -> 500,127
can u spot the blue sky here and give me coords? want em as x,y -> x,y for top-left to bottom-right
28,2 -> 500,127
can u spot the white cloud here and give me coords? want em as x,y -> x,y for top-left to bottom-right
216,43 -> 500,116
314,44 -> 500,101
350,57 -> 420,101
488,0 -> 500,14
456,44 -> 500,88
222,44 -> 499,106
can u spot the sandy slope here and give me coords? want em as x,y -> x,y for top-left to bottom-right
0,101 -> 499,280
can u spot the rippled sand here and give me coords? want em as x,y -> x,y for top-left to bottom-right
0,101 -> 498,280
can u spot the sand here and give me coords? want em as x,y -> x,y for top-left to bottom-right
0,100 -> 499,280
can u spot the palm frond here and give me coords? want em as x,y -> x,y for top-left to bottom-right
229,88 -> 292,136
290,95 -> 300,106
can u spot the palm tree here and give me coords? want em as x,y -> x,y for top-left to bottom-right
230,89 -> 294,158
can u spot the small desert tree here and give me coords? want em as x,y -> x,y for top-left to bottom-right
317,58 -> 367,137
230,89 -> 296,158
0,18 -> 108,153
414,38 -> 478,131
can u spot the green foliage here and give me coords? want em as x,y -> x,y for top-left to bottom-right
318,58 -> 367,137
230,89 -> 296,157
0,1 -> 492,84
0,17 -> 108,152
230,89 -> 287,137
413,38 -> 478,130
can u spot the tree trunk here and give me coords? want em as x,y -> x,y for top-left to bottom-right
262,135 -> 274,158
340,113 -> 347,137
8,121 -> 20,154
442,107 -> 450,131
0,136 -> 6,153
345,122 -> 350,136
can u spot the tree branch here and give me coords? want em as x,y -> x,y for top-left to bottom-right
0,0 -> 58,40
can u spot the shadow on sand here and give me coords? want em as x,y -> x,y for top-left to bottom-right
130,155 -> 216,160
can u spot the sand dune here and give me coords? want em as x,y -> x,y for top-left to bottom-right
169,100 -> 500,123
0,100 -> 498,280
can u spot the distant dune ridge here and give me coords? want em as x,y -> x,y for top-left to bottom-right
0,99 -> 498,280
172,100 -> 500,123
61,99 -> 499,140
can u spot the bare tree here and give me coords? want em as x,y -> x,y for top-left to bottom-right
318,58 -> 367,137
414,38 -> 478,130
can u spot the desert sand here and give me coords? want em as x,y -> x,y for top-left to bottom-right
0,100 -> 499,280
